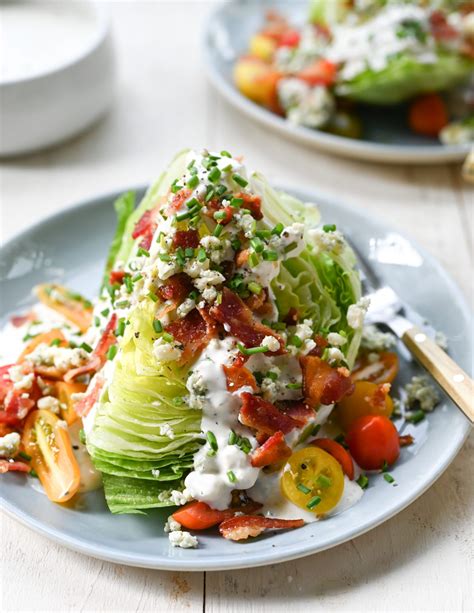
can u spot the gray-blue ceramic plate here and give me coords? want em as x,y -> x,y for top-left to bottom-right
203,0 -> 471,164
0,186 -> 471,570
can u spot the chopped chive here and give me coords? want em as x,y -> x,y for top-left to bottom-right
334,434 -> 346,445
159,253 -> 171,262
248,252 -> 260,268
147,292 -> 158,302
266,371 -> 278,382
227,470 -> 237,483
176,247 -> 186,267
213,210 -> 227,221
381,460 -> 389,473
290,335 -> 303,348
357,474 -> 369,489
307,495 -> 322,510
316,474 -> 332,489
232,173 -> 248,188
206,430 -> 218,451
311,424 -> 321,436
137,247 -> 150,257
237,343 -> 267,355
101,308 -> 110,317
262,250 -> 278,261
250,237 -> 264,253
271,321 -> 286,331
297,483 -> 311,494
271,222 -> 284,236
186,197 -> 200,209
132,273 -> 143,282
230,197 -> 243,208
50,338 -> 62,347
124,275 -> 133,293
286,382 -> 302,390
29,469 -> 39,478
186,175 -> 199,189
215,184 -> 227,196
115,319 -> 126,337
171,180 -> 182,194
213,224 -> 223,237
221,150 -> 232,157
184,247 -> 195,259
197,247 -> 207,262
208,167 -> 222,183
231,238 -> 241,251
80,342 -> 93,353
406,409 -> 425,424
153,319 -> 163,333
383,473 -> 395,484
188,290 -> 199,301
248,281 -> 262,295
187,159 -> 195,170
107,345 -> 118,360
284,242 -> 298,254
18,451 -> 32,461
94,316 -> 100,327
256,230 -> 272,239
176,210 -> 193,222
115,300 -> 130,309
323,224 -> 336,233
207,448 -> 217,457
162,332 -> 174,343
228,430 -> 238,445
238,437 -> 252,454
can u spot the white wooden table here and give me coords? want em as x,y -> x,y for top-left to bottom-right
1,3 -> 473,612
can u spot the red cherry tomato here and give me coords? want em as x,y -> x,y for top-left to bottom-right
346,415 -> 400,471
310,438 -> 354,480
297,59 -> 337,86
278,30 -> 301,48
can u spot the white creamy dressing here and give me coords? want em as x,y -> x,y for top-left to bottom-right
326,4 -> 436,80
184,338 -> 260,510
69,420 -> 102,492
0,0 -> 100,82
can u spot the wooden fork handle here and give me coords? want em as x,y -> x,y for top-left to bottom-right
402,326 -> 474,424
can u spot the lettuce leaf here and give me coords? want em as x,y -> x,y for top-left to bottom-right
101,473 -> 182,514
102,191 -> 136,290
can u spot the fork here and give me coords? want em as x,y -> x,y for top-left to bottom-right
348,239 -> 474,424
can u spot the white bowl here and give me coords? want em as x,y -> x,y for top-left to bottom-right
0,1 -> 115,157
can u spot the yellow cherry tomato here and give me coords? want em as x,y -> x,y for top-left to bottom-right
233,57 -> 281,109
335,380 -> 393,432
35,283 -> 92,333
55,381 -> 87,426
249,34 -> 277,62
281,447 -> 344,515
22,409 -> 81,503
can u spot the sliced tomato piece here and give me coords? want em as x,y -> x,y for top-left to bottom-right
219,515 -> 304,541
352,351 -> 399,385
0,460 -> 31,474
35,284 -> 92,333
22,409 -> 80,502
310,438 -> 354,480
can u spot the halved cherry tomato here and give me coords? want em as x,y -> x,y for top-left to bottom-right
408,94 -> 448,137
278,29 -> 301,48
22,409 -> 80,502
346,415 -> 400,471
335,380 -> 393,432
19,330 -> 67,362
55,381 -> 87,425
249,33 -> 277,61
297,59 -> 337,86
310,438 -> 354,480
352,351 -> 399,385
281,447 -> 344,515
234,57 -> 282,111
35,284 -> 92,333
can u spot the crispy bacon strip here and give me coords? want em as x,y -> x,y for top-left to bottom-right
172,230 -> 200,250
219,515 -> 304,541
279,400 -> 315,427
250,431 -> 291,468
0,460 -> 31,474
300,355 -> 354,407
132,207 -> 161,251
0,364 -> 39,425
74,374 -> 105,417
210,288 -> 285,355
165,308 -> 216,364
240,392 -> 300,435
64,314 -> 117,382
223,364 -> 257,392
157,273 -> 193,305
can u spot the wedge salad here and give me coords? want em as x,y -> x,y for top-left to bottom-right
0,149 -> 439,546
234,0 -> 474,144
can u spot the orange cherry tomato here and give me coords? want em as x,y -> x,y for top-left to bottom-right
35,284 -> 92,333
297,59 -> 337,86
335,380 -> 393,432
55,381 -> 87,426
22,409 -> 80,503
352,351 -> 399,385
346,415 -> 400,471
311,438 -> 354,480
19,330 -> 67,362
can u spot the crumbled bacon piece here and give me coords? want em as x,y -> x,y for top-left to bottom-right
300,355 -> 354,407
245,288 -> 273,317
234,192 -> 263,220
223,364 -> 257,392
279,400 -> 315,427
307,334 -> 328,358
172,230 -> 200,250
64,314 -> 117,382
283,308 -> 299,326
132,207 -> 161,251
167,188 -> 192,215
165,308 -> 216,363
0,460 -> 31,474
209,288 -> 286,355
109,270 -> 126,286
369,383 -> 391,410
219,515 -> 304,541
429,10 -> 458,40
250,431 -> 291,468
157,273 -> 193,304
240,392 -> 300,435
74,374 -> 105,417
0,364 -> 40,425
399,434 -> 414,447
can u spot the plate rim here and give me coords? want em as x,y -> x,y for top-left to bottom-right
202,1 -> 471,165
0,184 -> 471,571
